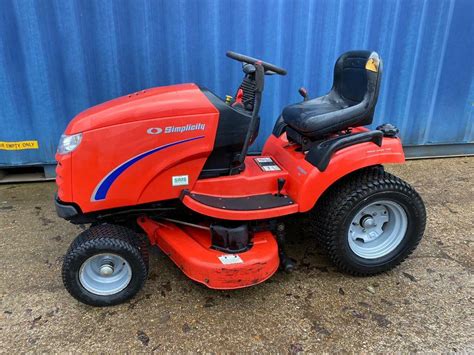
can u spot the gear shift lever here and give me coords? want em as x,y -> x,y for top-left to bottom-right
298,87 -> 309,101
277,178 -> 286,197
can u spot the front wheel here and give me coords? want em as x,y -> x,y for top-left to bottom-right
313,168 -> 426,275
62,224 -> 148,306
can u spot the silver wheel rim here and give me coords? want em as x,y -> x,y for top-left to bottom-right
79,253 -> 132,296
348,200 -> 408,259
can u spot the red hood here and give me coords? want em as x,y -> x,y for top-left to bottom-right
65,83 -> 217,134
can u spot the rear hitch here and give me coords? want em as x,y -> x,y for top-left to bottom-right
275,222 -> 296,273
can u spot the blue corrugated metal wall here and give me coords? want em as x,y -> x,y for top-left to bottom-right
0,0 -> 473,166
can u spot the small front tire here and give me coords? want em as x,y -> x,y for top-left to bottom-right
62,225 -> 148,306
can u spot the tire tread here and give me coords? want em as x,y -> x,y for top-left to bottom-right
62,225 -> 148,306
67,224 -> 149,267
311,167 -> 426,276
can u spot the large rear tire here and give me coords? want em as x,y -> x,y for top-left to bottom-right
312,168 -> 426,276
62,224 -> 148,306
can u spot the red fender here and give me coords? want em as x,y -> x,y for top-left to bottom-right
262,129 -> 405,213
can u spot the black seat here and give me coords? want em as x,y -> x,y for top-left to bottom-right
282,50 -> 382,140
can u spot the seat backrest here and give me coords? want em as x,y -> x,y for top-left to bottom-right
333,50 -> 382,106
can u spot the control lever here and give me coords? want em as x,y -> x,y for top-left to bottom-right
232,89 -> 244,109
277,178 -> 286,197
298,87 -> 309,101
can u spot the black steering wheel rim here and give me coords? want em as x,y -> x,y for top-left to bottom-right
226,51 -> 287,76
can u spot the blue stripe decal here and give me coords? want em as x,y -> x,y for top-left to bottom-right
92,136 -> 205,201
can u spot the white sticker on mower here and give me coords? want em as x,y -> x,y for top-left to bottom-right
255,157 -> 273,163
172,175 -> 189,186
262,165 -> 281,171
218,254 -> 244,265
254,157 -> 282,172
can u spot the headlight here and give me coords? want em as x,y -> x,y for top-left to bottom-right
57,133 -> 82,154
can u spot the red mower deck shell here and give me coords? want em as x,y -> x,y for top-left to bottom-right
137,216 -> 279,289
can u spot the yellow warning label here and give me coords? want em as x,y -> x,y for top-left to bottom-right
0,140 -> 39,150
365,58 -> 379,73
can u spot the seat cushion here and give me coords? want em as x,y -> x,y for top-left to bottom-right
282,93 -> 370,139
283,95 -> 348,126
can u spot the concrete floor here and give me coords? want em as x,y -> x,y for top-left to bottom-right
0,157 -> 472,352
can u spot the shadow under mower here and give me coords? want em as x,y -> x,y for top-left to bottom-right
55,51 -> 426,306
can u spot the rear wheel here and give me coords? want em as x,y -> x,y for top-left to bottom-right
312,168 -> 426,275
62,224 -> 148,306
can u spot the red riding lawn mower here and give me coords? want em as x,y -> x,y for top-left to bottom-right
55,51 -> 426,306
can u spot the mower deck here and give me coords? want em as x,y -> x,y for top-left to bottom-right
137,216 -> 279,289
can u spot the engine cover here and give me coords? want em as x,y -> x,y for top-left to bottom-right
56,84 -> 220,213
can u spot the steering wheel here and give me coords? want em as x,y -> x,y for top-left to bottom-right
226,51 -> 287,76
